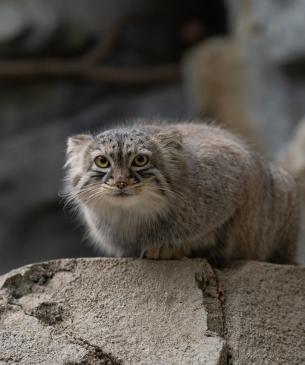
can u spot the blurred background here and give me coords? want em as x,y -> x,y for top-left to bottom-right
1,0 -> 305,274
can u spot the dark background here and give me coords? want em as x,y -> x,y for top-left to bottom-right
1,0 -> 305,273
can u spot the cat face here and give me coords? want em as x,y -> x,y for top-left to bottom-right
64,127 -> 183,214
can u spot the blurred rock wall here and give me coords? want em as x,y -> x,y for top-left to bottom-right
0,0 -> 155,56
185,0 -> 305,157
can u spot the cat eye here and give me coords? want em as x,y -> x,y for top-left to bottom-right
132,154 -> 149,167
94,156 -> 110,169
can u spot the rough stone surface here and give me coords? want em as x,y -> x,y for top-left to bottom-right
0,258 -> 226,365
217,261 -> 305,365
1,258 -> 305,364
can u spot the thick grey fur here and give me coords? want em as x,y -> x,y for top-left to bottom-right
64,121 -> 299,264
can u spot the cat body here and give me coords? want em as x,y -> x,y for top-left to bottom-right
64,121 -> 299,264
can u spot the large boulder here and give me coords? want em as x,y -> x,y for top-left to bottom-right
0,258 -> 305,364
0,259 -> 226,365
218,261 -> 305,364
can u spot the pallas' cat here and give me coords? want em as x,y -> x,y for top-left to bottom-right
64,121 -> 299,264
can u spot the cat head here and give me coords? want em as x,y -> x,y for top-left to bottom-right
64,126 -> 184,215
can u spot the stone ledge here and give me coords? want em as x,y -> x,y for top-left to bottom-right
218,261 -> 305,365
0,258 -> 304,364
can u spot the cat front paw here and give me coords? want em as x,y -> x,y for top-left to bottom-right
144,246 -> 188,260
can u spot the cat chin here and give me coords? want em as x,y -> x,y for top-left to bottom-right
87,188 -> 169,217
105,193 -> 142,207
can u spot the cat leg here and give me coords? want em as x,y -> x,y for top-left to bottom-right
144,246 -> 189,259
144,247 -> 161,259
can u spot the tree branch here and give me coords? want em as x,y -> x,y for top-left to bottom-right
0,60 -> 180,84
0,16 -> 181,85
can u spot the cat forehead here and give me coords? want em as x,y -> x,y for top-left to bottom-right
95,128 -> 149,147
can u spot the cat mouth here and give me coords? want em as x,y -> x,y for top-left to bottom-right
111,189 -> 137,197
113,183 -> 142,196
105,183 -> 142,197
115,191 -> 132,196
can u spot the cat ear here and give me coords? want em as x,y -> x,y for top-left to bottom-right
66,134 -> 93,155
154,130 -> 183,150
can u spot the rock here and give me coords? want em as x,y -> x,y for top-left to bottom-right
1,258 -> 305,364
0,258 -> 226,365
217,261 -> 305,364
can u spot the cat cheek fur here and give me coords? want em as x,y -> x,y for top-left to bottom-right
65,134 -> 94,188
66,134 -> 94,156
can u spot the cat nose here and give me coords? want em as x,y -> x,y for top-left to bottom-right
115,179 -> 127,190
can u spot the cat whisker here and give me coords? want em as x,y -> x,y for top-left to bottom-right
144,184 -> 188,204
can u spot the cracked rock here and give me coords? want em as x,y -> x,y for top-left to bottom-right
0,258 -> 226,365
1,258 -> 304,364
217,261 -> 305,365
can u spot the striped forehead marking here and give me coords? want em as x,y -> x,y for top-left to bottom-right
95,129 -> 150,164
